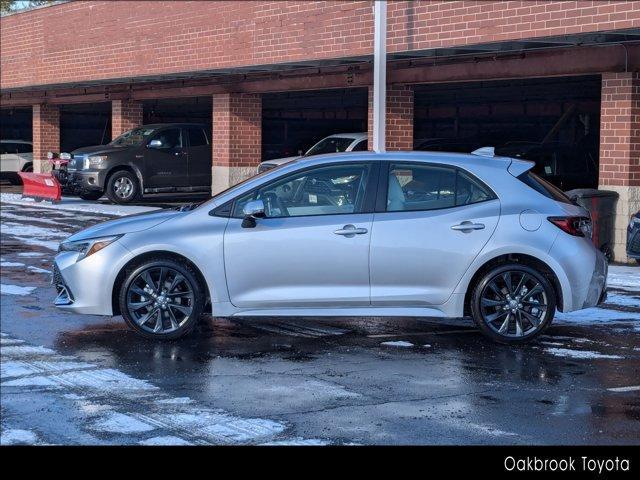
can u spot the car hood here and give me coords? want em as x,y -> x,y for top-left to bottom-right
65,208 -> 184,242
71,145 -> 130,156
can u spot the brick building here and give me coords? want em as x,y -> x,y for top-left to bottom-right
1,1 -> 639,260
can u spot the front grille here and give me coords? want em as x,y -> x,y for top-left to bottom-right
52,264 -> 74,305
67,155 -> 84,171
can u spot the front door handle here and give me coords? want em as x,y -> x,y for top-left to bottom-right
334,224 -> 368,237
451,221 -> 485,231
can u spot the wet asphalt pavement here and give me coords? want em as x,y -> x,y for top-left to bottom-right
1,197 -> 639,445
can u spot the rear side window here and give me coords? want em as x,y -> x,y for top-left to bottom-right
16,143 -> 32,154
386,163 -> 495,212
518,171 -> 572,204
188,128 -> 208,147
351,139 -> 368,152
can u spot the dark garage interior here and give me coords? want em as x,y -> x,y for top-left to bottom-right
0,107 -> 32,142
262,88 -> 368,160
60,102 -> 111,152
143,97 -> 212,140
414,75 -> 601,189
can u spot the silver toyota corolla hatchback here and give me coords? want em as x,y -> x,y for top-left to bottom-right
53,151 -> 607,344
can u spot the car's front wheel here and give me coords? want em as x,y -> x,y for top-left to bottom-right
470,263 -> 556,344
119,258 -> 205,340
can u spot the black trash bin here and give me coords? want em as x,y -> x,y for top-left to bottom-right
565,188 -> 619,261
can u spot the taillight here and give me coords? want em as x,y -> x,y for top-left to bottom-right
548,216 -> 592,238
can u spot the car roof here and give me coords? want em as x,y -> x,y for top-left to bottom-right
0,140 -> 32,144
323,132 -> 367,140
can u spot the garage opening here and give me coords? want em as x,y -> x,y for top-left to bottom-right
143,97 -> 212,136
414,75 -> 601,190
262,88 -> 368,160
1,107 -> 32,142
61,103 -> 111,152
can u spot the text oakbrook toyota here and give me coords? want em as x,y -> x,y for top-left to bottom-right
53,151 -> 607,344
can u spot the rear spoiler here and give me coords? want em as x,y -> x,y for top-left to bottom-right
507,157 -> 535,177
471,146 -> 535,177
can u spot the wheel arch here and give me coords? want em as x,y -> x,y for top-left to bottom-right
463,253 -> 564,316
20,161 -> 33,172
104,164 -> 144,191
111,250 -> 211,315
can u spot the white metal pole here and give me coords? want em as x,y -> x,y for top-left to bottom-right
372,0 -> 386,153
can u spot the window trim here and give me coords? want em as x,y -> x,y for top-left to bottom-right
375,160 -> 498,214
221,161 -> 381,220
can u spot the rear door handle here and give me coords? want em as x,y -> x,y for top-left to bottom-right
334,224 -> 368,237
451,221 -> 485,231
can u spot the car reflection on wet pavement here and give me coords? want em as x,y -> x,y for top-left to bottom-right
1,200 -> 639,445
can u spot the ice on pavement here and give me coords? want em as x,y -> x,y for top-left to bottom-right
0,429 -> 40,445
1,192 -> 159,217
380,341 -> 415,347
544,348 -> 623,360
139,435 -> 192,446
0,284 -> 36,296
91,412 -> 156,434
0,261 -> 25,267
607,265 -> 640,290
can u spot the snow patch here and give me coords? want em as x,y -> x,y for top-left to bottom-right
0,429 -> 39,445
0,261 -> 25,267
91,412 -> 155,434
17,252 -> 45,257
607,265 -> 640,290
1,284 -> 36,296
607,385 -> 640,393
380,341 -> 414,347
1,193 -> 160,217
139,435 -> 192,446
261,438 -> 330,446
28,266 -> 50,274
555,308 -> 640,324
545,348 -> 622,360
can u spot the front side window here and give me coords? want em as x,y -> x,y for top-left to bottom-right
151,128 -> 182,149
387,163 -> 495,212
233,163 -> 371,218
351,139 -> 368,152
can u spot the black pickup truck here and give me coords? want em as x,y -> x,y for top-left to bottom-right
60,123 -> 211,204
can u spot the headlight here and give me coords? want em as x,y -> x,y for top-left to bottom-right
58,235 -> 122,261
85,155 -> 108,169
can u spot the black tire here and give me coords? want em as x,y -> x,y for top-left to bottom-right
79,191 -> 103,201
470,263 -> 556,345
106,170 -> 140,204
119,258 -> 206,340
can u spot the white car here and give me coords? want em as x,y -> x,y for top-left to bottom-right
258,133 -> 368,173
1,140 -> 33,183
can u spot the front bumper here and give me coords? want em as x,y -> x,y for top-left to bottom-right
63,170 -> 107,193
52,240 -> 134,315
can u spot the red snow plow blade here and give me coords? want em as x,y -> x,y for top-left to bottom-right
18,172 -> 62,203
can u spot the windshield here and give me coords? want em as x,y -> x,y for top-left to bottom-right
109,127 -> 157,147
305,137 -> 355,156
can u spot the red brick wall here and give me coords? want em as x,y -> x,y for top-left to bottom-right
368,84 -> 414,151
212,93 -> 262,168
3,1 -> 639,90
111,100 -> 142,139
599,72 -> 640,187
32,103 -> 59,173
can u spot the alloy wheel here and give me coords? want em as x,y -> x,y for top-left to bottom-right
113,177 -> 133,199
126,266 -> 195,335
479,270 -> 548,338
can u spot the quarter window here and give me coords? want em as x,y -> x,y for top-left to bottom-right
233,163 -> 371,218
387,163 -> 495,212
187,128 -> 208,147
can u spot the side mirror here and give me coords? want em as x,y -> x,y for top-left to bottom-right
147,139 -> 163,149
241,199 -> 266,228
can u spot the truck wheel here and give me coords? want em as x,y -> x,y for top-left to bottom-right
470,264 -> 556,344
79,191 -> 103,201
106,170 -> 140,204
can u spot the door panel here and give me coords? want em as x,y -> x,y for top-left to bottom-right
186,127 -> 211,187
370,200 -> 500,305
144,128 -> 188,188
224,213 -> 374,308
224,161 -> 377,308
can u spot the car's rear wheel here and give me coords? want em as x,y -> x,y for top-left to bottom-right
79,191 -> 103,201
106,170 -> 139,204
470,264 -> 556,344
119,259 -> 205,340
